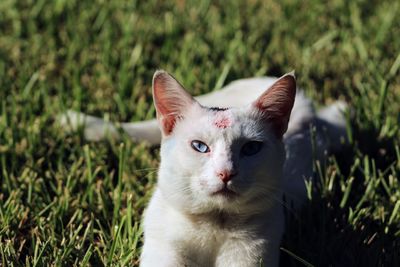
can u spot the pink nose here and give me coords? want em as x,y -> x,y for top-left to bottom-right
217,170 -> 237,183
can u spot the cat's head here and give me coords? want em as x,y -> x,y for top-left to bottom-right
153,70 -> 296,215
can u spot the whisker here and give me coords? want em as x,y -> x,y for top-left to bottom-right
247,185 -> 299,218
252,183 -> 302,200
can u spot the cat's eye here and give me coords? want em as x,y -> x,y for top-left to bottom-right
241,141 -> 263,156
191,140 -> 210,153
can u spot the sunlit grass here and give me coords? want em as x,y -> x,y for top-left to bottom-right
0,0 -> 399,266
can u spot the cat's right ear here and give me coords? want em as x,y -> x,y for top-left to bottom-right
152,70 -> 198,136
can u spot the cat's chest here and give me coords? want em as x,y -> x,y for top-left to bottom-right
144,190 -> 280,266
169,211 -> 254,261
172,211 -> 232,244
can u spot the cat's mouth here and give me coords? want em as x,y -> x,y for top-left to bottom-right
211,186 -> 238,198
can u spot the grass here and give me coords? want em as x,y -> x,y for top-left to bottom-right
0,0 -> 399,266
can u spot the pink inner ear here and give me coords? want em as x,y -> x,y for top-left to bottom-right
160,116 -> 177,135
153,85 -> 179,135
152,70 -> 197,136
254,75 -> 296,138
153,78 -> 176,135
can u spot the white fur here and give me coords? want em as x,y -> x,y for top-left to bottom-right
141,103 -> 286,266
58,75 -> 347,266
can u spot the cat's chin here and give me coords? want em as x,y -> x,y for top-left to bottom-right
210,187 -> 239,199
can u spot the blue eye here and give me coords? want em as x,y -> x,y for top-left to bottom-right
241,141 -> 263,156
191,140 -> 210,153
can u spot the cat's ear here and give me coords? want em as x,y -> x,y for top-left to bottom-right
152,70 -> 198,136
253,72 -> 296,138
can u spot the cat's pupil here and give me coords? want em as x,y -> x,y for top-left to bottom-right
241,141 -> 263,156
191,140 -> 209,153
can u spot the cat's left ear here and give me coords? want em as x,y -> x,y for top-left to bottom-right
253,72 -> 296,138
152,70 -> 199,136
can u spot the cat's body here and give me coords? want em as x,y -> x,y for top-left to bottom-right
59,71 -> 346,267
142,189 -> 284,267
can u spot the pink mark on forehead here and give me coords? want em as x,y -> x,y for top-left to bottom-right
213,113 -> 232,129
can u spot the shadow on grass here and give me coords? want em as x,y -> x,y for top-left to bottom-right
280,124 -> 400,267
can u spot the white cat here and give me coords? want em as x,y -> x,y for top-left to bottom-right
59,70 -> 347,266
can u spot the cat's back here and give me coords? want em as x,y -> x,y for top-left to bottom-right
195,77 -> 278,108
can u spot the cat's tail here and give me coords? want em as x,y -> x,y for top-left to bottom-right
57,110 -> 161,145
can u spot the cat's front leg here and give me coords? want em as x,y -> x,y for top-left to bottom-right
140,240 -> 207,267
215,210 -> 284,267
140,240 -> 183,267
215,239 -> 280,267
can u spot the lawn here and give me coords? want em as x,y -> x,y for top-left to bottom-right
0,0 -> 399,266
